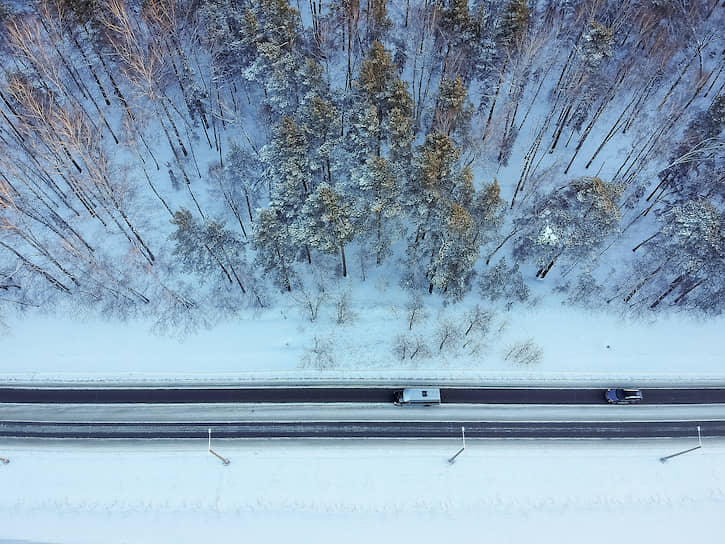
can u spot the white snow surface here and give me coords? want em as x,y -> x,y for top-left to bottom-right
1,438 -> 724,543
2,296 -> 724,385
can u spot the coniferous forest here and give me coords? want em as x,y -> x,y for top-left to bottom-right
0,0 -> 724,333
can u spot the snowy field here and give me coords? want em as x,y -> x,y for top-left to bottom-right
2,297 -> 725,384
0,438 -> 723,543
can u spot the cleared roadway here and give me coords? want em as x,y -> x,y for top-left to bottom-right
1,420 -> 721,439
2,387 -> 723,439
3,387 -> 725,404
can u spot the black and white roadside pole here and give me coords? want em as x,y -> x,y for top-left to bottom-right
208,428 -> 230,466
448,426 -> 466,464
660,425 -> 703,463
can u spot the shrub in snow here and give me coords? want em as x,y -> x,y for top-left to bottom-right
405,295 -> 429,330
503,339 -> 543,366
435,319 -> 463,352
392,333 -> 431,361
301,336 -> 336,370
334,288 -> 356,325
461,305 -> 494,347
290,280 -> 326,322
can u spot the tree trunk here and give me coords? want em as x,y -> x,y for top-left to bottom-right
340,241 -> 347,277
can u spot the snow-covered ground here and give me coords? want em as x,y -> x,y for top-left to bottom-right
3,297 -> 724,385
0,438 -> 723,543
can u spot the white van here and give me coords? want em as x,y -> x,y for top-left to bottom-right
393,388 -> 441,406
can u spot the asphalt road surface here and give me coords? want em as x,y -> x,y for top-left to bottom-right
3,387 -> 723,439
2,387 -> 725,404
1,420 -> 721,439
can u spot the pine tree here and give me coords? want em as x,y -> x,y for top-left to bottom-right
364,0 -> 391,44
578,21 -> 615,72
345,103 -> 381,163
470,178 -> 506,245
264,116 -> 311,221
243,0 -> 305,114
355,40 -> 413,156
433,75 -> 471,136
498,0 -> 529,49
354,155 -> 403,264
252,208 -> 296,292
292,183 -> 355,277
512,176 -> 623,279
300,95 -> 341,187
427,202 -> 480,300
479,257 -> 529,303
170,208 -> 249,294
404,132 -> 482,294
203,4 -> 259,82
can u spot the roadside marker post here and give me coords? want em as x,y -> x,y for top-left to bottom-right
208,428 -> 230,466
660,426 -> 703,463
448,426 -> 466,464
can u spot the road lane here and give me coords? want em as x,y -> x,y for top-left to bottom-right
2,387 -> 725,404
1,420 -> 721,439
4,403 -> 725,423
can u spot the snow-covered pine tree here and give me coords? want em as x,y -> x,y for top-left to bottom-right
353,155 -> 403,265
404,132 -> 482,295
300,94 -> 341,188
497,0 -> 529,50
578,21 -> 615,73
243,0 -> 306,115
362,0 -> 391,46
512,176 -> 623,279
427,202 -> 479,300
170,208 -> 249,294
404,132 -> 463,236
354,40 -> 413,157
263,115 -> 311,220
252,208 -> 297,292
202,0 -> 259,83
638,199 -> 724,311
292,183 -> 355,277
470,178 -> 506,246
433,75 -> 470,137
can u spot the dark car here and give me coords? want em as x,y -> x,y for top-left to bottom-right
605,388 -> 643,404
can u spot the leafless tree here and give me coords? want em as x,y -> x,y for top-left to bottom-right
503,339 -> 543,365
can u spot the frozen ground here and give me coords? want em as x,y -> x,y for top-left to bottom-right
0,438 -> 723,543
